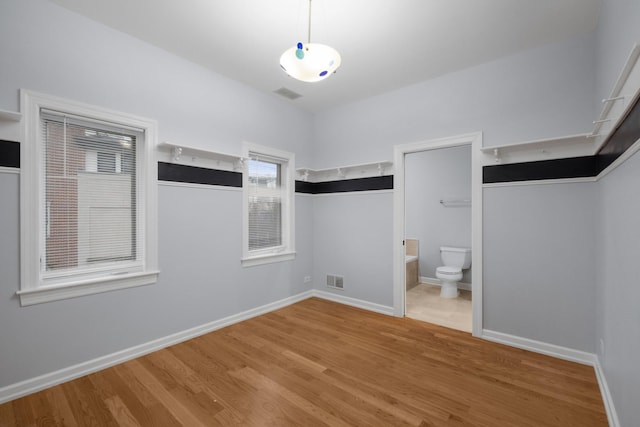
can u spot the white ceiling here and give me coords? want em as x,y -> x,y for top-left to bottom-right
50,0 -> 601,112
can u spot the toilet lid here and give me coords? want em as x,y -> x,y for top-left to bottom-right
437,266 -> 462,275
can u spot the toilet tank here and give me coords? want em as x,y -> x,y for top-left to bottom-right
440,246 -> 472,269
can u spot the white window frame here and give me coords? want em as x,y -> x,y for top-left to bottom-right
241,142 -> 295,267
18,90 -> 159,306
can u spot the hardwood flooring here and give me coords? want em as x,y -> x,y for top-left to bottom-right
0,298 -> 607,426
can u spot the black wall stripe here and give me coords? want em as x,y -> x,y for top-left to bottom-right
483,156 -> 597,184
158,162 -> 393,193
595,92 -> 640,173
158,162 -> 242,187
483,94 -> 640,184
295,180 -> 315,194
295,176 -> 394,194
0,140 -> 20,168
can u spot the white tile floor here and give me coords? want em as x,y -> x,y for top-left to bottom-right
406,283 -> 472,333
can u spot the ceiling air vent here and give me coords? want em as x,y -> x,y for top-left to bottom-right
274,87 -> 302,100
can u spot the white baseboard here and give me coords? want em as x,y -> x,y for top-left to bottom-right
312,289 -> 395,316
481,329 -> 621,424
481,329 -> 597,365
594,356 -> 621,427
420,276 -> 472,291
0,290 -> 313,404
0,292 -> 619,427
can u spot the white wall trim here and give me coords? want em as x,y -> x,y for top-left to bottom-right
393,132 -> 483,338
310,189 -> 394,197
594,357 -> 621,427
0,290 -> 313,404
241,141 -> 296,267
158,180 -> 242,192
482,329 -> 596,365
0,290 -> 395,404
482,176 -> 597,188
312,289 -> 394,316
16,271 -> 159,306
0,166 -> 19,174
0,289 -> 618,427
19,90 -> 159,304
482,330 -> 619,426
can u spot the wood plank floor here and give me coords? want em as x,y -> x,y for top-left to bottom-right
0,298 -> 607,426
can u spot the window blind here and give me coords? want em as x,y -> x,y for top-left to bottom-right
41,111 -> 138,274
247,158 -> 282,251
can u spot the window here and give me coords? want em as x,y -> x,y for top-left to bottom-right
242,142 -> 295,266
19,90 -> 158,306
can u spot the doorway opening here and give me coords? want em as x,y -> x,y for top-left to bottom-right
392,133 -> 483,337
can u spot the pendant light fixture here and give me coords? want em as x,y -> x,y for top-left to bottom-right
279,0 -> 341,82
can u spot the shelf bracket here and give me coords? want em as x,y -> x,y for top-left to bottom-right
493,148 -> 501,163
602,95 -> 625,103
172,146 -> 182,162
234,157 -> 246,172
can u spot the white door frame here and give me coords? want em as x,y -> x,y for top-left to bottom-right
392,132 -> 483,337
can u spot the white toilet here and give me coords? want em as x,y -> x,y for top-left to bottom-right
436,246 -> 471,298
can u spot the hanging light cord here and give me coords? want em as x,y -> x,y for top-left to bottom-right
307,0 -> 312,44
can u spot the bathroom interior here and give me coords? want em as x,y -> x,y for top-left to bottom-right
404,144 -> 472,332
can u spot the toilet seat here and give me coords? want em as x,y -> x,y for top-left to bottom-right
436,266 -> 462,275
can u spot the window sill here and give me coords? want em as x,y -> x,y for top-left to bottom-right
16,271 -> 160,306
241,251 -> 296,267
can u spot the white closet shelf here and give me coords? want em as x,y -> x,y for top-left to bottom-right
296,160 -> 393,182
480,133 -> 593,162
481,44 -> 640,166
159,141 -> 243,162
590,43 -> 640,149
0,109 -> 22,122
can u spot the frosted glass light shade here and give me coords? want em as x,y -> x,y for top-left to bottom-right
280,42 -> 341,82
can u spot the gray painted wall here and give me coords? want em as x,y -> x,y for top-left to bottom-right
483,183 -> 597,352
595,0 -> 640,110
405,145 -> 472,281
2,0 -> 639,424
594,1 -> 640,425
312,192 -> 393,306
312,34 -> 597,348
596,151 -> 640,427
312,32 -> 596,169
0,0 -> 314,388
